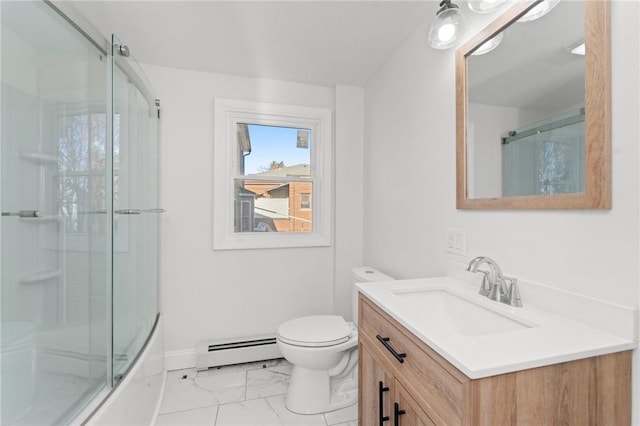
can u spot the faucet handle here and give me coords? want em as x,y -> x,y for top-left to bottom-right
502,276 -> 523,307
487,277 -> 505,302
477,271 -> 491,297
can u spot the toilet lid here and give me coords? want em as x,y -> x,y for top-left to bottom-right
277,315 -> 352,347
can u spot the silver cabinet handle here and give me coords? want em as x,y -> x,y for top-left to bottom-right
115,208 -> 165,215
2,210 -> 42,218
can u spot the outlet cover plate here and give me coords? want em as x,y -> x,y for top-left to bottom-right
446,228 -> 467,256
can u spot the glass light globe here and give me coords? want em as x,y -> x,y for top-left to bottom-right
468,0 -> 508,14
428,7 -> 465,50
570,42 -> 585,56
438,23 -> 456,42
471,32 -> 504,55
518,0 -> 560,22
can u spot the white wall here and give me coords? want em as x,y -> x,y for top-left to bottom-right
334,85 -> 365,320
143,65 -> 364,367
468,103 -> 548,198
364,1 -> 639,422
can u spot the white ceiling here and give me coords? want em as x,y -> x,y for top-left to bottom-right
69,1 -> 434,88
468,1 -> 585,112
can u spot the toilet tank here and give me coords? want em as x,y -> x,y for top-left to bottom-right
352,267 -> 394,325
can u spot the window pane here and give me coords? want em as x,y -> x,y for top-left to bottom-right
300,193 -> 311,209
238,124 -> 311,176
234,179 -> 312,233
57,113 -> 108,234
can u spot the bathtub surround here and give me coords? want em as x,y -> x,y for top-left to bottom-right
83,316 -> 165,425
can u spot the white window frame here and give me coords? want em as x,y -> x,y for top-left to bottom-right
213,98 -> 332,250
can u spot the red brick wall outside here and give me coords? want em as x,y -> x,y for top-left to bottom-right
288,182 -> 312,232
243,181 -> 312,232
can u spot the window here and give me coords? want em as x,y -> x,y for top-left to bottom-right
234,124 -> 312,233
213,99 -> 332,250
56,111 -> 110,235
300,193 -> 311,210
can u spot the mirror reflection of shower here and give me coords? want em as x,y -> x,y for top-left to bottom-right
502,110 -> 585,197
464,1 -> 585,201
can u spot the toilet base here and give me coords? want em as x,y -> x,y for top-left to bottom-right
285,366 -> 357,415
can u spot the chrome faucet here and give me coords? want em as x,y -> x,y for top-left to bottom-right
466,256 -> 522,307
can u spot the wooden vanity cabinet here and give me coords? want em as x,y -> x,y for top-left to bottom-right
360,337 -> 435,426
359,338 -> 394,426
358,294 -> 632,426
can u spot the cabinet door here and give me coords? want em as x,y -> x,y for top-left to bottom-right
393,381 -> 436,426
359,340 -> 394,426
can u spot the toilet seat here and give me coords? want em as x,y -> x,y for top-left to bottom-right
277,315 -> 352,348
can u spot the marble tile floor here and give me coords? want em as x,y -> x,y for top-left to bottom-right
154,359 -> 357,426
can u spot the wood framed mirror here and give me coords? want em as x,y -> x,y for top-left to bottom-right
456,0 -> 610,209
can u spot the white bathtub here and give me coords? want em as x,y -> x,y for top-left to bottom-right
74,315 -> 166,426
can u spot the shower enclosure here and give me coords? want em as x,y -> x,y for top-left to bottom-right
1,2 -> 161,424
502,110 -> 585,197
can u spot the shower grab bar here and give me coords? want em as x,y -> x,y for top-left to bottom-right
116,208 -> 165,215
3,209 -> 166,217
2,210 -> 43,218
80,208 -> 166,215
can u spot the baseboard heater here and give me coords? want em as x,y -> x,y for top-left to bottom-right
195,335 -> 282,371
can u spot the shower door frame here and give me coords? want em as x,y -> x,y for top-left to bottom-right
35,0 -> 160,419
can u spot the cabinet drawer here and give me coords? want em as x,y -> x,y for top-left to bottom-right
395,381 -> 436,426
359,294 -> 468,426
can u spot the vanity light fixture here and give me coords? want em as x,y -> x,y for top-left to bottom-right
468,0 -> 508,14
471,32 -> 504,55
517,0 -> 560,22
428,0 -> 465,50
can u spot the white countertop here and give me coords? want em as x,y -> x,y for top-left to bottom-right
356,276 -> 637,379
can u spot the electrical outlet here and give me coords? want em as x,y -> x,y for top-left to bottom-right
447,230 -> 457,250
446,228 -> 467,256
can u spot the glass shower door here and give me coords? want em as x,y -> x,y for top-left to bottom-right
1,1 -> 109,424
502,114 -> 585,197
111,35 -> 160,382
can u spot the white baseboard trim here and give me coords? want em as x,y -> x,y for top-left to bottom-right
164,348 -> 197,371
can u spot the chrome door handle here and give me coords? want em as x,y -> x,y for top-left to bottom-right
115,208 -> 165,215
2,210 -> 42,218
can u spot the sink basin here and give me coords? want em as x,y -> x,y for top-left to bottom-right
393,288 -> 533,336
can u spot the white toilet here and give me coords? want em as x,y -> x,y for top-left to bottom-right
277,267 -> 394,414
